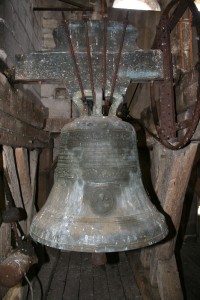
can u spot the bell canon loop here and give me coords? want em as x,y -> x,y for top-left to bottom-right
30,116 -> 168,252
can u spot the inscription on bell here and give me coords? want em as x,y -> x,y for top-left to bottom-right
90,188 -> 115,215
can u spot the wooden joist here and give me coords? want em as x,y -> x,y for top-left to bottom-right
0,73 -> 50,148
0,73 -> 48,129
44,117 -> 74,133
0,110 -> 49,148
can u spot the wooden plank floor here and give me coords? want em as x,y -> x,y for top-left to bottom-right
25,235 -> 200,300
27,250 -> 142,300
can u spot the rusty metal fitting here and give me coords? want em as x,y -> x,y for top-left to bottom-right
1,207 -> 27,224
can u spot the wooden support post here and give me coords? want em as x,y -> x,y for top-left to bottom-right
157,255 -> 183,300
127,250 -> 160,300
0,148 -> 11,263
140,248 -> 151,269
37,144 -> 54,209
149,142 -> 198,288
15,148 -> 39,232
15,148 -> 32,234
29,149 -> 39,228
2,146 -> 26,234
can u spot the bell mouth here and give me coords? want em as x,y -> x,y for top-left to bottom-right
30,212 -> 168,253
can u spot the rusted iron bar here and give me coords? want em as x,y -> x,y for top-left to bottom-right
168,0 -> 192,32
83,14 -> 96,108
154,14 -> 176,139
149,0 -> 200,148
62,13 -> 87,105
109,14 -> 128,103
102,16 -> 108,99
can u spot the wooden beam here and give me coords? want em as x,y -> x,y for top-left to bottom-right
0,73 -> 48,129
44,117 -> 74,133
149,142 -> 198,286
0,110 -> 50,148
152,142 -> 197,258
157,255 -> 183,300
0,73 -> 50,148
37,145 -> 54,209
127,250 -> 161,300
2,146 -> 26,234
14,148 -> 39,232
29,150 -> 39,228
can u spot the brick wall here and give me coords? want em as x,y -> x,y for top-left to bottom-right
0,0 -> 42,66
0,0 -> 43,99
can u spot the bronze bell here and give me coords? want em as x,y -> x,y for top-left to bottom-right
30,115 -> 168,252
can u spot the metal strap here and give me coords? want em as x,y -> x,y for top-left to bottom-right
62,12 -> 86,104
102,16 -> 108,99
83,14 -> 96,106
109,14 -> 129,103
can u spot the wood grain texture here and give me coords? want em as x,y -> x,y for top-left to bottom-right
157,255 -> 183,300
0,73 -> 48,129
149,142 -> 197,288
2,146 -> 26,233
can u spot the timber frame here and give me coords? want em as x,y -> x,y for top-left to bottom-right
1,0 -> 200,299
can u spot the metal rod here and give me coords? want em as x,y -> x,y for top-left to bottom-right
102,16 -> 108,99
83,14 -> 96,104
33,7 -> 93,11
109,13 -> 128,102
62,12 -> 86,104
102,17 -> 108,100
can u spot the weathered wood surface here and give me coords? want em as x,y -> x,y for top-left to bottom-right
45,117 -> 74,133
0,110 -> 50,148
151,142 -> 198,260
26,247 -> 60,300
0,73 -> 50,148
2,146 -> 26,233
2,147 -> 39,236
0,73 -> 48,129
15,148 -> 39,232
157,255 -> 183,300
29,150 -> 39,227
118,252 -> 141,300
127,250 -> 160,300
26,251 -> 140,300
175,69 -> 198,113
37,146 -> 54,209
0,148 -> 11,263
149,142 -> 197,291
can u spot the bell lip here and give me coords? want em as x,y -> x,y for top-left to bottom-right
30,227 -> 168,253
